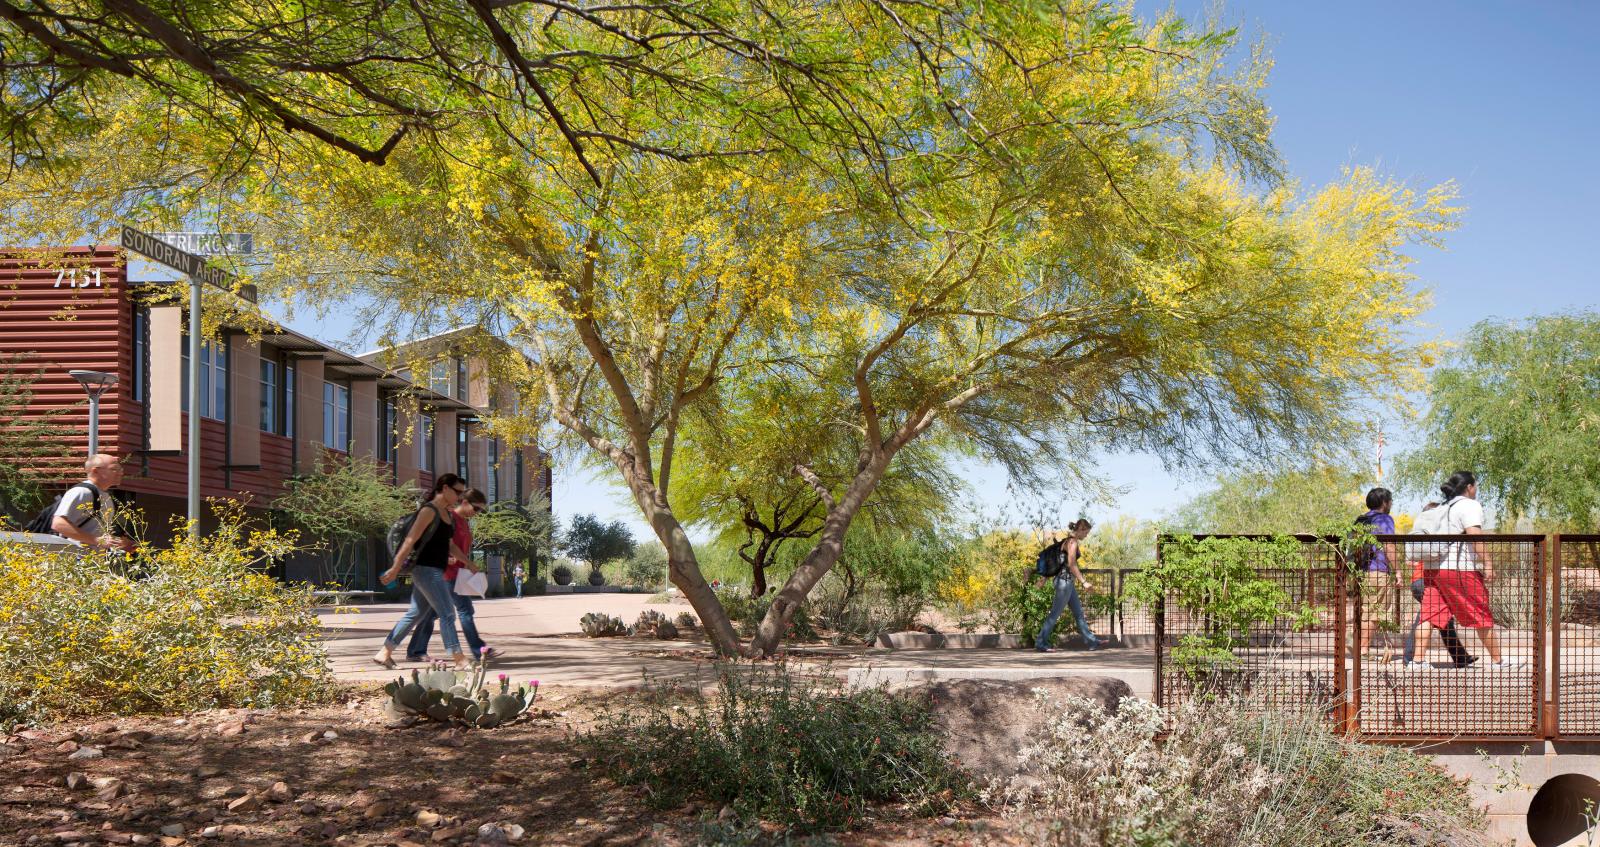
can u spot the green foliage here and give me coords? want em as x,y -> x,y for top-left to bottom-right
715,586 -> 817,642
563,513 -> 636,569
471,492 -> 555,560
1397,313 -> 1600,530
1168,464 -> 1371,535
0,504 -> 333,722
273,452 -> 416,544
624,542 -> 668,589
581,663 -> 966,833
383,665 -> 538,729
0,354 -> 71,520
1125,536 -> 1318,673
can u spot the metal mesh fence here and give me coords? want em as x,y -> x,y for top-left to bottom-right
1556,536 -> 1600,737
1076,568 -> 1118,644
1352,535 -> 1542,739
1155,536 -> 1346,724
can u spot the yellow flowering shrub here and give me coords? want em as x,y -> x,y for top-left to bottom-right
0,507 -> 333,722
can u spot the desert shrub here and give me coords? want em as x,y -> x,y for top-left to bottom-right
580,612 -> 627,637
715,585 -> 817,641
582,663 -> 967,832
0,506 -> 333,722
624,543 -> 669,589
675,611 -> 699,631
990,694 -> 1492,847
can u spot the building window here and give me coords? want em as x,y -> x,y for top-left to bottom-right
180,338 -> 227,420
382,396 -> 398,465
260,359 -> 279,433
455,358 -> 467,401
419,413 -> 435,472
323,381 -> 350,450
285,361 -> 296,439
430,361 -> 450,397
487,438 -> 499,502
132,308 -> 148,403
457,425 -> 469,477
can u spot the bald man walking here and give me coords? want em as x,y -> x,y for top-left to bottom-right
50,454 -> 135,552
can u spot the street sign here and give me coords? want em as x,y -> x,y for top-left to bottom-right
119,225 -> 256,301
149,231 -> 253,256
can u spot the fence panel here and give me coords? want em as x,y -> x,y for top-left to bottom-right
1155,536 -> 1346,724
1076,568 -> 1119,643
1556,536 -> 1600,737
1353,535 -> 1542,739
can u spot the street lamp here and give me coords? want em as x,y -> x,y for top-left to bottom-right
69,370 -> 118,456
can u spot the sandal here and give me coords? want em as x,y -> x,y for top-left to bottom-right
371,652 -> 396,670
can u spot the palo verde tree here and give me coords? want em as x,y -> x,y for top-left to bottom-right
1396,313 -> 1600,530
0,3 -> 1458,657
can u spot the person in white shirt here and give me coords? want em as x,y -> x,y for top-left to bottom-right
51,454 -> 135,552
1412,471 -> 1505,668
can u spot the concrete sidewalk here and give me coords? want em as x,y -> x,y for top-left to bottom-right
319,594 -> 1157,696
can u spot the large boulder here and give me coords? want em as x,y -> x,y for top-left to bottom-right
919,676 -> 1133,782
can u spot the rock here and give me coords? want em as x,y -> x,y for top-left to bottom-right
56,741 -> 81,754
266,782 -> 292,803
717,805 -> 735,822
85,721 -> 119,736
348,790 -> 388,810
416,810 -> 443,828
296,801 -> 319,815
200,825 -> 222,838
171,719 -> 186,726
104,834 -> 133,845
475,823 -> 509,846
362,800 -> 393,820
488,771 -> 519,785
159,838 -> 184,847
194,766 -> 223,779
130,837 -> 152,846
51,831 -> 86,843
19,729 -> 54,742
321,730 -> 338,740
93,779 -> 127,801
299,731 -> 321,744
432,827 -> 469,843
158,824 -> 185,837
501,824 -> 525,842
220,825 -> 249,837
217,722 -> 246,738
227,793 -> 262,813
67,746 -> 103,760
921,675 -> 1133,782
65,773 -> 89,791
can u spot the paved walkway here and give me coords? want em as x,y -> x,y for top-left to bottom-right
319,594 -> 1157,695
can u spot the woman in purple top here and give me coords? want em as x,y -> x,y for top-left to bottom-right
1357,487 -> 1401,657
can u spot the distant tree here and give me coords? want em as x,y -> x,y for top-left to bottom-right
1169,464 -> 1371,536
563,513 -> 636,571
1397,313 -> 1600,530
1079,516 -> 1158,571
273,452 -> 417,585
472,491 -> 557,585
0,355 -> 71,521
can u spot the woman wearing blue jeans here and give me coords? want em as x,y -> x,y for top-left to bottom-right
1035,519 -> 1103,652
371,474 -> 472,670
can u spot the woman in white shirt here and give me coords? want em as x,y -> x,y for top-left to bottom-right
1413,471 -> 1506,668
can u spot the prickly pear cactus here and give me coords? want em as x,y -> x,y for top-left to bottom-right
580,612 -> 627,637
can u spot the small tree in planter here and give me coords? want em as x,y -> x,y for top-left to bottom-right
273,452 -> 417,588
563,513 -> 635,587
551,563 -> 574,586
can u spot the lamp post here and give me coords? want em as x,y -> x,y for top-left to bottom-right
68,370 -> 118,456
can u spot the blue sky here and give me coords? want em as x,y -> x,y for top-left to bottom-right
268,1 -> 1600,536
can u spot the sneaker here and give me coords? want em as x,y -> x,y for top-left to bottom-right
1404,661 -> 1430,670
1035,646 -> 1056,653
1085,639 -> 1104,651
1452,656 -> 1480,669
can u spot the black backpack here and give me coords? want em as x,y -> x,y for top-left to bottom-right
1034,538 -> 1066,578
24,483 -> 103,535
386,503 -> 442,571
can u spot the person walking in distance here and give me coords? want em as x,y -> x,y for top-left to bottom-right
48,454 -> 134,552
372,474 -> 472,670
406,488 -> 497,661
1403,501 -> 1475,667
1035,519 -> 1103,652
1413,471 -> 1508,668
1355,488 -> 1401,658
513,563 -> 525,598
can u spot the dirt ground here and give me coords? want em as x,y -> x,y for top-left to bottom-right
1,685 -> 1020,847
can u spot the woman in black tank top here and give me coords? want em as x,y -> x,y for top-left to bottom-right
373,474 -> 469,669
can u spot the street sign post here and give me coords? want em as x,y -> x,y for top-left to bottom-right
118,225 -> 253,537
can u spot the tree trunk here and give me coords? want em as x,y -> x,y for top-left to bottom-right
748,452 -> 894,656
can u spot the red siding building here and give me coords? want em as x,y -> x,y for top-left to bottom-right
1,246 -> 550,589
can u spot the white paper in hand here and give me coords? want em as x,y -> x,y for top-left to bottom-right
453,569 -> 488,597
